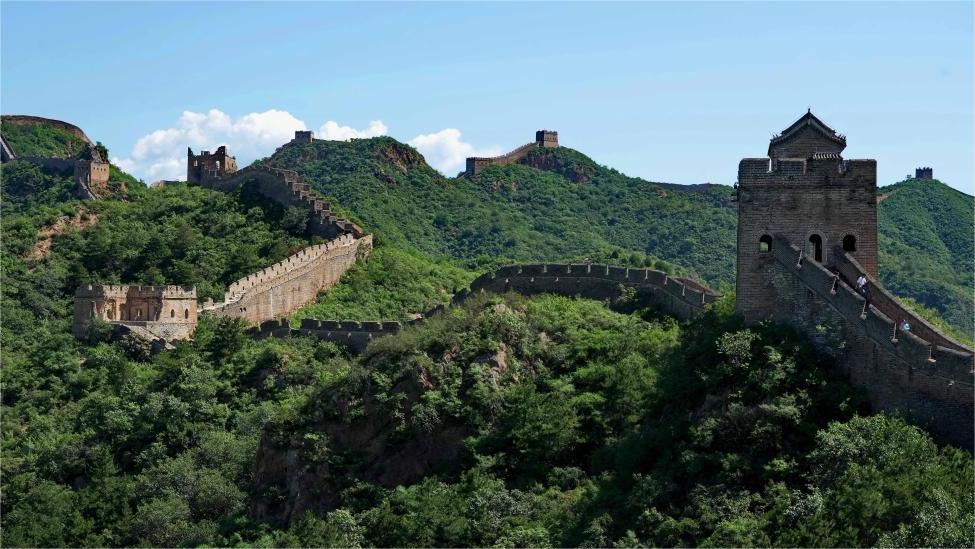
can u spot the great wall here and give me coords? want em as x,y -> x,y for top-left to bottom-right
248,263 -> 721,350
3,115 -> 971,448
465,130 -> 559,176
0,115 -> 112,199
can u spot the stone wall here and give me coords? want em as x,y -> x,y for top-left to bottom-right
193,163 -> 364,239
736,156 -> 878,323
72,284 -> 198,341
465,130 -> 561,176
201,234 -> 372,324
248,262 -> 720,351
767,235 -> 973,448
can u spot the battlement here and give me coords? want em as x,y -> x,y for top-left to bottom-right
272,261 -> 720,353
915,166 -> 933,179
738,157 -> 876,186
465,129 -> 561,176
72,284 -> 199,341
201,234 -> 371,324
75,284 -> 197,299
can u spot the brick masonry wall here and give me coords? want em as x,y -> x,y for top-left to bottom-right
196,164 -> 364,239
202,234 -> 371,324
736,157 -> 878,323
465,142 -> 541,176
249,263 -> 720,351
766,234 -> 974,448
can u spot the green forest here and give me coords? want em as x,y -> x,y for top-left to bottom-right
1,121 -> 973,547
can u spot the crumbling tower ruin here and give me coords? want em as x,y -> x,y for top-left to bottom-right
186,145 -> 238,183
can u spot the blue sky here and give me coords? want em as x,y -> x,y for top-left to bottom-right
2,1 -> 972,192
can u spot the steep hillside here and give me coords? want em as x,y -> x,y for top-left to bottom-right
269,138 -> 734,285
878,178 -> 974,337
0,115 -> 92,158
253,293 -> 973,548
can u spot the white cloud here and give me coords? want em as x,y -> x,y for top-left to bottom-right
114,108 -> 496,181
114,108 -> 307,182
318,120 -> 388,141
408,128 -> 502,174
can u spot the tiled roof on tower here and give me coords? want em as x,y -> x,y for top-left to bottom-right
768,109 -> 847,159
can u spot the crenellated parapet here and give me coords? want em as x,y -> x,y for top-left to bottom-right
201,233 -> 371,324
252,261 -> 720,350
72,284 -> 198,341
188,152 -> 364,239
767,234 -> 973,448
465,130 -> 561,176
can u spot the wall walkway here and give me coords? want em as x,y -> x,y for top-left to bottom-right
769,234 -> 973,448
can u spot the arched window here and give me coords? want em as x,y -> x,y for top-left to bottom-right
171,309 -> 175,318
843,234 -> 857,252
184,309 -> 189,319
759,234 -> 772,252
808,234 -> 823,262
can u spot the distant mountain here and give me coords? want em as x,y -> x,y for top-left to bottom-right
268,137 -> 974,336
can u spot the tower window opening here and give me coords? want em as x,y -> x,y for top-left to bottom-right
759,234 -> 772,252
171,309 -> 175,318
843,234 -> 857,252
185,309 -> 189,319
808,234 -> 823,262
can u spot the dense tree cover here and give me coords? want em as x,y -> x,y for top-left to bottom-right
258,293 -> 974,548
878,178 -> 974,337
2,139 -> 972,547
0,117 -> 90,158
269,137 -> 974,335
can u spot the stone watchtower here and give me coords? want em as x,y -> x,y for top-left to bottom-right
736,111 -> 878,323
187,145 -> 238,183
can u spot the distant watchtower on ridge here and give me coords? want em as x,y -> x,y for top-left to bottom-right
915,167 -> 933,180
736,110 -> 878,323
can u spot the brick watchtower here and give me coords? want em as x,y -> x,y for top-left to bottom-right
736,111 -> 878,323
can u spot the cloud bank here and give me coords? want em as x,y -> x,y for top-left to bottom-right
113,109 -> 498,181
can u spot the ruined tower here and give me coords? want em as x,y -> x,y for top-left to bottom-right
736,111 -> 878,323
186,145 -> 238,183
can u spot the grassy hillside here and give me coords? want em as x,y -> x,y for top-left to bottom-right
269,137 -> 974,336
878,178 -> 974,337
268,138 -> 734,285
1,117 -> 90,158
